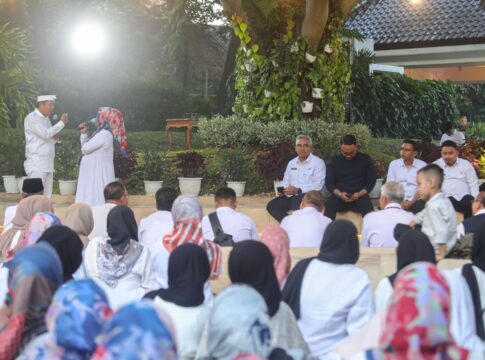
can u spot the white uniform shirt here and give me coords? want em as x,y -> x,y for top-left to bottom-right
361,203 -> 415,248
3,205 -> 17,227
88,203 -> 117,239
386,158 -> 426,201
280,207 -> 332,247
24,109 -> 64,173
298,260 -> 374,357
440,130 -> 466,146
434,158 -> 479,200
201,206 -> 259,242
281,153 -> 326,193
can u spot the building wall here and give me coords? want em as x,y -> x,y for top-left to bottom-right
405,65 -> 485,83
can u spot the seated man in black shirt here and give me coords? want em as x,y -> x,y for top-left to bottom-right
324,134 -> 376,220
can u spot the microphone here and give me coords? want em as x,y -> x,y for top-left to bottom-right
52,114 -> 59,122
87,117 -> 96,125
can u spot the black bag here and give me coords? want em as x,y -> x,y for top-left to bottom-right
208,212 -> 234,247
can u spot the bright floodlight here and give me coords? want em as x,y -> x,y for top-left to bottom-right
71,23 -> 105,58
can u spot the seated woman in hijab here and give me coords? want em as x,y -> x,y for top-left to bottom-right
159,195 -> 222,304
62,203 -> 94,247
0,195 -> 53,263
281,220 -> 374,357
261,225 -> 291,287
21,279 -> 113,359
354,262 -> 476,360
38,225 -> 84,283
80,205 -> 158,309
0,243 -> 63,359
91,301 -> 177,360
0,211 -> 60,304
144,243 -> 210,359
228,241 -> 309,354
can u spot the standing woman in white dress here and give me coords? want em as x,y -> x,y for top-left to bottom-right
75,107 -> 129,207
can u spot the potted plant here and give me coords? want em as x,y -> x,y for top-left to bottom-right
1,132 -> 26,193
255,143 -> 295,196
307,68 -> 323,99
140,149 -> 165,195
369,159 -> 387,199
220,147 -> 250,197
301,101 -> 314,113
177,151 -> 205,196
55,142 -> 79,196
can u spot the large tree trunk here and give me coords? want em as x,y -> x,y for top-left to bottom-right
216,32 -> 239,114
301,0 -> 329,47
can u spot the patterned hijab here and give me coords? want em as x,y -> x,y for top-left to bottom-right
62,203 -> 94,247
162,196 -> 221,279
207,285 -> 273,359
91,301 -> 177,360
5,211 -> 60,262
0,243 -> 63,359
0,195 -> 53,263
95,107 -> 129,158
261,225 -> 291,286
368,262 -> 469,360
22,279 -> 113,360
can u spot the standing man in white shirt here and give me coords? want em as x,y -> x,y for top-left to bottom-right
202,187 -> 259,242
386,139 -> 427,214
266,135 -> 326,222
361,182 -> 415,248
280,190 -> 331,247
24,94 -> 69,198
440,121 -> 466,146
434,140 -> 479,219
89,181 -> 129,239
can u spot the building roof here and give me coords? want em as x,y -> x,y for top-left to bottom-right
346,0 -> 485,50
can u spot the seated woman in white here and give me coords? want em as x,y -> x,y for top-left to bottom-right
144,243 -> 211,359
81,205 -> 158,309
281,220 -> 374,357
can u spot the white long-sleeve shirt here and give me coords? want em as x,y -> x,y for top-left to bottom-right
281,153 -> 326,193
434,157 -> 479,200
201,207 -> 259,242
24,109 -> 64,173
386,158 -> 426,201
280,207 -> 332,247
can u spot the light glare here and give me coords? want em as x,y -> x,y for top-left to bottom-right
71,23 -> 105,58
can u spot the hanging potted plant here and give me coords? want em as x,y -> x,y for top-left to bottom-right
177,151 -> 205,196
140,149 -> 165,195
255,143 -> 295,196
221,147 -> 251,197
307,68 -> 323,99
55,142 -> 79,196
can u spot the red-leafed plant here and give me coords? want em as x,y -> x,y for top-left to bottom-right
177,152 -> 205,177
255,142 -> 295,181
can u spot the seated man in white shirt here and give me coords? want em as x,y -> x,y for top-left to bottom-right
201,187 -> 259,242
386,139 -> 427,214
138,187 -> 178,274
280,190 -> 331,247
440,121 -> 466,146
266,135 -> 326,222
433,140 -> 479,219
3,178 -> 44,227
361,182 -> 415,247
89,181 -> 129,239
456,191 -> 485,240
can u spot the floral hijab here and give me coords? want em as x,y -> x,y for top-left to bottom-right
95,107 -> 128,158
91,301 -> 177,360
21,279 -> 113,360
368,262 -> 469,360
162,196 -> 221,279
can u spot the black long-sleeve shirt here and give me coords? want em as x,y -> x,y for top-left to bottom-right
325,152 -> 377,194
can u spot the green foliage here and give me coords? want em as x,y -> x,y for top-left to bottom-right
351,51 -> 459,138
467,122 -> 485,140
138,149 -> 165,181
231,13 -> 351,121
54,142 -> 79,180
457,84 -> 485,123
0,130 -> 26,175
219,147 -> 253,182
198,115 -> 371,159
0,23 -> 36,128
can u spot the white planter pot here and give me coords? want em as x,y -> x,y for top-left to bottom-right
290,42 -> 298,53
59,180 -> 77,196
305,52 -> 316,63
264,90 -> 272,98
3,175 -> 18,193
301,101 -> 314,113
369,178 -> 384,199
244,61 -> 257,72
144,180 -> 163,196
273,180 -> 284,197
178,177 -> 202,196
324,44 -> 333,54
16,177 -> 28,193
227,181 -> 246,197
312,88 -> 323,99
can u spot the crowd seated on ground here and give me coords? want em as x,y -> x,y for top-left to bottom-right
1,128 -> 485,360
